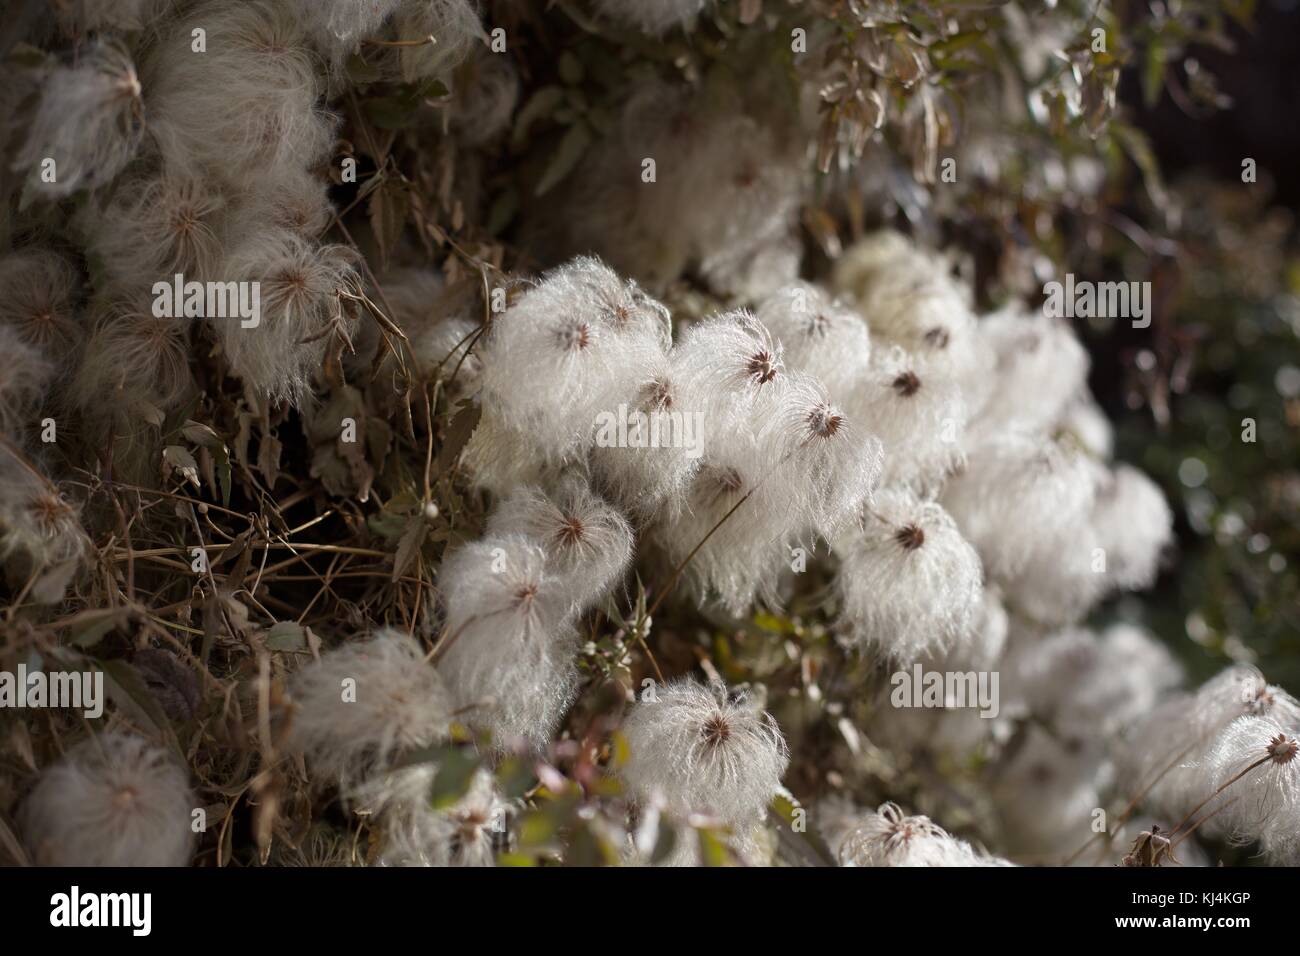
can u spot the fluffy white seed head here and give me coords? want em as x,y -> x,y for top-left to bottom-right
82,171 -> 227,291
832,231 -> 991,397
416,315 -> 482,391
72,302 -> 194,418
1055,393 -> 1114,459
351,764 -> 507,867
815,794 -> 865,861
20,732 -> 195,866
386,0 -> 487,83
1007,624 -> 1182,740
0,326 -> 55,437
15,39 -> 143,198
486,478 -> 634,613
1119,666 -> 1300,820
1193,665 -> 1300,730
671,310 -> 786,448
992,725 -> 1109,858
1002,492 -> 1108,625
226,166 -> 336,239
1202,716 -> 1300,849
1091,463 -> 1173,592
755,282 -> 872,401
867,586 -> 1009,757
145,1 -> 336,185
848,345 -> 967,493
683,120 -> 804,299
653,452 -> 793,615
0,249 -> 82,359
370,267 -> 483,394
439,533 -> 564,647
0,451 -> 89,604
461,405 -> 558,497
588,358 -> 704,522
621,679 -> 789,827
1004,456 -> 1169,624
832,230 -> 920,301
437,534 -> 580,752
836,488 -> 983,662
837,802 -> 1004,866
449,48 -> 520,147
973,303 -> 1090,440
769,370 -> 883,540
532,80 -> 803,296
288,628 -> 453,792
942,432 -> 1099,585
1261,808 -> 1300,865
291,0 -> 402,65
217,229 -> 361,405
475,257 -> 670,466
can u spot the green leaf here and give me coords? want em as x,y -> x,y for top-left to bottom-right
929,30 -> 983,56
98,659 -> 179,753
67,608 -> 129,649
367,509 -> 409,542
5,42 -> 52,70
1142,42 -> 1167,110
364,90 -> 423,130
181,420 -> 224,449
558,51 -> 584,86
519,810 -> 556,848
534,121 -> 592,196
486,187 -> 518,236
494,756 -> 536,799
697,828 -> 730,866
344,53 -> 383,85
265,621 -> 308,652
512,85 -> 566,148
428,747 -> 481,809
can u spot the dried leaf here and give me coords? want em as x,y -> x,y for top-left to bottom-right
163,445 -> 200,489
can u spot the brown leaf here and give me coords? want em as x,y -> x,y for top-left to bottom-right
392,516 -> 428,583
258,431 -> 283,489
436,401 -> 482,475
368,177 -> 408,270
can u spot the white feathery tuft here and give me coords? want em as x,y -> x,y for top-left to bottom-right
620,678 -> 789,828
835,487 -> 983,662
837,802 -> 1012,867
437,534 -> 581,752
847,345 -> 967,493
20,732 -> 195,866
288,628 -> 453,792
15,39 -> 144,198
486,478 -> 634,613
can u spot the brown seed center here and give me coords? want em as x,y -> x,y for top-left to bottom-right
701,714 -> 731,748
892,371 -> 921,397
559,321 -> 591,352
807,404 -> 844,438
747,350 -> 778,385
514,583 -> 538,609
894,524 -> 925,551
1267,733 -> 1298,765
555,515 -> 585,547
924,327 -> 950,349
